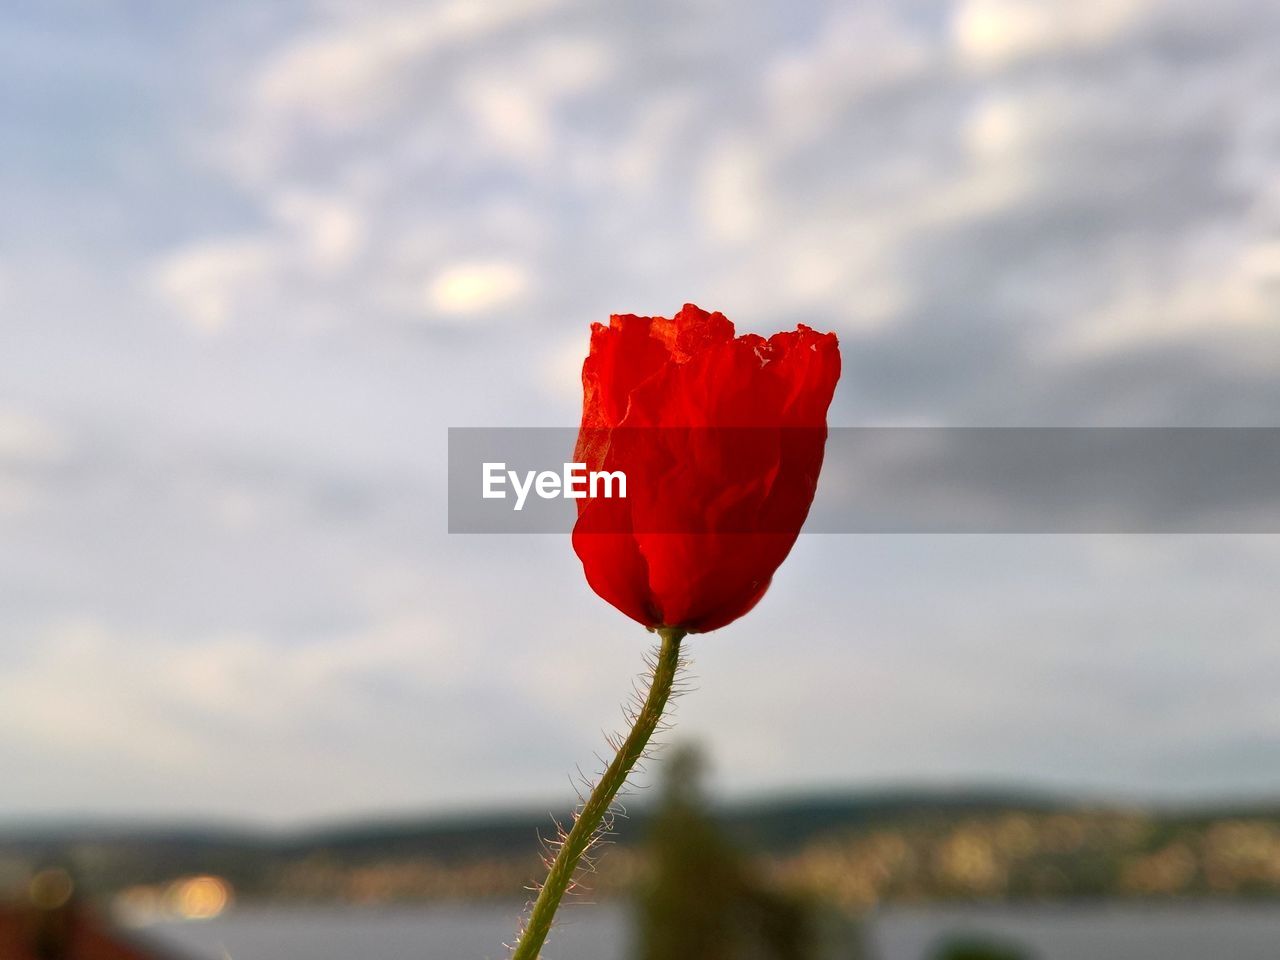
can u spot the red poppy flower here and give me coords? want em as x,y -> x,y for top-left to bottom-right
572,303 -> 841,633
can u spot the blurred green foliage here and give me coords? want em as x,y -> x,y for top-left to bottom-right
928,935 -> 1034,960
635,745 -> 819,960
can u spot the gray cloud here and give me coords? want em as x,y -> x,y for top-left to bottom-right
1,0 -> 1279,822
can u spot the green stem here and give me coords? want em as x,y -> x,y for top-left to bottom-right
511,626 -> 686,960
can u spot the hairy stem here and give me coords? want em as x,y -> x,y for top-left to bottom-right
511,626 -> 686,960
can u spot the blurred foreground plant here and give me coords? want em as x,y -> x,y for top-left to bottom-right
637,745 -> 822,960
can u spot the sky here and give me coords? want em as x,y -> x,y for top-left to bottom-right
2,0 -> 1280,825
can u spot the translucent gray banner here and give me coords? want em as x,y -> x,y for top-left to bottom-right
448,428 -> 1280,533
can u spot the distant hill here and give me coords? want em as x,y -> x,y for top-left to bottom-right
0,786 -> 1067,864
4,788 -> 1280,907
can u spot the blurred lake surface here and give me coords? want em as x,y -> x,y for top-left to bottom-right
144,901 -> 1280,960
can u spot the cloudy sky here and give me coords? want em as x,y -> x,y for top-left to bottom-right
2,0 -> 1280,825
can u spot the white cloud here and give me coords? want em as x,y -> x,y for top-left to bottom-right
605,91 -> 702,196
538,331 -> 589,410
148,189 -> 368,334
456,35 -> 611,165
225,0 -> 572,188
0,620 -> 207,765
1058,233 -> 1280,358
150,236 -> 281,335
209,486 -> 265,532
779,233 -> 906,327
765,3 -> 933,143
964,94 -> 1028,159
0,411 -> 63,519
170,8 -> 611,338
464,79 -> 554,163
0,615 -> 471,817
253,0 -> 564,131
953,0 -> 1157,68
0,477 -> 40,518
0,409 -> 67,464
699,137 -> 767,244
427,259 -> 530,317
270,190 -> 366,270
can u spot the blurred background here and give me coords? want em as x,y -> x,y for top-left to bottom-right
3,0 -> 1280,957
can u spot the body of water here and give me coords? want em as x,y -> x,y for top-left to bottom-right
142,901 -> 1280,960
870,903 -> 1280,959
143,903 -> 625,960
